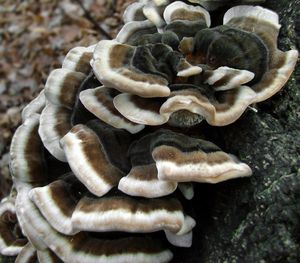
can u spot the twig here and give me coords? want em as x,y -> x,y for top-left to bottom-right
72,0 -> 112,39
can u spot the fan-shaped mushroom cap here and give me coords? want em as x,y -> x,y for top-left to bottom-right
62,45 -> 95,74
38,104 -> 71,162
223,5 -> 279,29
79,86 -> 145,134
123,129 -> 251,183
119,129 -> 251,198
203,66 -> 255,91
29,178 -> 82,235
16,183 -> 173,263
160,86 -> 257,126
21,90 -> 46,122
29,176 -> 193,248
90,3 -> 297,129
150,130 -> 252,183
163,1 -> 211,27
113,83 -> 257,127
223,5 -> 298,102
118,130 -> 180,198
10,114 -> 47,183
193,26 -> 269,83
92,40 -> 171,98
0,199 -> 26,256
163,1 -> 210,39
15,243 -> 37,263
44,68 -> 86,109
94,32 -> 202,98
71,196 -> 195,236
113,93 -> 166,125
60,121 -> 131,197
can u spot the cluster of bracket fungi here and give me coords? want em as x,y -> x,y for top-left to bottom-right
0,0 -> 298,262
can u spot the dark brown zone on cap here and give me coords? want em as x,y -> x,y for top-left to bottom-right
179,37 -> 194,55
52,106 -> 72,137
109,44 -> 136,69
123,25 -> 158,44
1,210 -> 17,224
71,71 -> 100,126
228,15 -> 294,94
59,73 -> 85,109
70,234 -> 169,255
121,67 -> 168,86
227,17 -> 289,93
165,20 -> 207,40
25,252 -> 37,263
131,44 -> 173,82
109,44 -> 167,86
10,239 -> 27,248
94,88 -> 134,125
153,145 -> 231,165
129,129 -> 220,167
170,9 -> 206,22
43,180 -> 78,217
85,120 -> 132,173
76,196 -> 182,214
0,221 -> 15,246
128,138 -> 154,167
24,124 -> 47,183
212,71 -> 240,88
69,125 -> 122,185
201,70 -> 213,81
130,8 -> 145,22
0,211 -> 27,248
74,52 -> 93,73
184,49 -> 206,65
252,53 -> 287,93
207,26 -> 268,84
128,164 -> 159,181
150,130 -> 220,153
213,88 -> 243,112
176,59 -> 194,73
227,17 -> 279,53
130,95 -> 165,114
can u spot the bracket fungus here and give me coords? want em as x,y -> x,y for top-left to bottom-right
89,1 -> 298,128
1,0 -> 298,262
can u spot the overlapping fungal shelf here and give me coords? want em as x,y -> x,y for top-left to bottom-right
88,1 -> 298,128
0,0 -> 298,262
